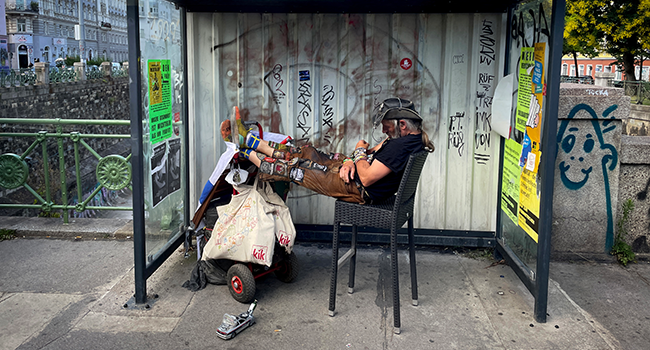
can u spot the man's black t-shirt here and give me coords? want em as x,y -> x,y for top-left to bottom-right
364,134 -> 424,202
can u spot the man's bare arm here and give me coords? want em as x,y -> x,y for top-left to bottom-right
355,157 -> 391,187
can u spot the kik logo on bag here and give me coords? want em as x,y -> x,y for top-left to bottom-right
278,231 -> 291,246
251,245 -> 268,263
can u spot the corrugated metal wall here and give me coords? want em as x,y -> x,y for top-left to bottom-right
187,12 -> 506,232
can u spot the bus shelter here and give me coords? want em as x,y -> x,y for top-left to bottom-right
126,0 -> 566,323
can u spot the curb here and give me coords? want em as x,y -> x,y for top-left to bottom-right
0,216 -> 134,240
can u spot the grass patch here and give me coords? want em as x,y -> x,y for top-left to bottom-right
611,199 -> 636,267
461,247 -> 495,261
0,229 -> 16,241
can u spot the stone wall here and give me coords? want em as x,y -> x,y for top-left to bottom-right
0,76 -> 130,216
617,136 -> 650,254
552,84 -> 628,254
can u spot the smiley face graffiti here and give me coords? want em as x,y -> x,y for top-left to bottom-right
558,127 -> 595,190
556,103 -> 619,251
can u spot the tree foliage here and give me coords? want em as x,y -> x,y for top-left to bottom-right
564,0 -> 650,80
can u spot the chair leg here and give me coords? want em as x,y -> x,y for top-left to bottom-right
408,216 -> 418,306
390,224 -> 401,334
348,224 -> 357,294
329,221 -> 340,317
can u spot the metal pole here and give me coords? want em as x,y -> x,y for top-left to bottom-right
127,0 -> 147,304
78,0 -> 86,62
534,0 -> 566,324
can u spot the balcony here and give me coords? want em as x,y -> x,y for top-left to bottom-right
5,2 -> 39,15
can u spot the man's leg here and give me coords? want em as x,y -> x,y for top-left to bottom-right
245,150 -> 363,203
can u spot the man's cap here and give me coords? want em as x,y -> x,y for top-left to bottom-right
372,98 -> 422,127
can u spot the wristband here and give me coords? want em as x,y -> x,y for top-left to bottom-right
352,147 -> 368,163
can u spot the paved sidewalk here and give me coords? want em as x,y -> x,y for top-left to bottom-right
2,231 -> 646,350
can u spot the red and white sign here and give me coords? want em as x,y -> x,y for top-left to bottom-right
400,58 -> 412,70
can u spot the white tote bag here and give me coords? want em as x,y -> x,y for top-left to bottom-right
201,177 -> 296,266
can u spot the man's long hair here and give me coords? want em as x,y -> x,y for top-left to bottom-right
402,119 -> 435,152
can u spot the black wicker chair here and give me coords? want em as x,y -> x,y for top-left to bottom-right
328,150 -> 429,334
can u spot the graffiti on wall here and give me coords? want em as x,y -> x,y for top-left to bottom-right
211,15 -> 443,150
556,103 -> 619,250
448,112 -> 466,157
473,19 -> 497,165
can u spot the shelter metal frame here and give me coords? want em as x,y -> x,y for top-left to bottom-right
125,0 -> 567,324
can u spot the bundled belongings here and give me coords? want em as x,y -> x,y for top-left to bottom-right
202,176 -> 296,267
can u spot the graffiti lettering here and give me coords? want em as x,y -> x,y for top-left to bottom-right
448,112 -> 465,157
475,110 -> 492,152
478,73 -> 495,92
586,89 -> 609,96
511,3 -> 550,48
297,82 -> 312,140
479,20 -> 496,66
453,54 -> 465,64
322,85 -> 335,145
272,64 -> 286,103
373,79 -> 383,109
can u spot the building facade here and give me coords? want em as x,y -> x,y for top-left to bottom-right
4,0 -> 127,69
562,54 -> 650,81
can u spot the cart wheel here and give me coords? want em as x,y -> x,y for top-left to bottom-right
227,264 -> 256,303
275,251 -> 299,283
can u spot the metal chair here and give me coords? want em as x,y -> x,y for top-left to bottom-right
328,150 -> 429,334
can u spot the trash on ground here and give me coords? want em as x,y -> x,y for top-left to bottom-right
216,300 -> 257,340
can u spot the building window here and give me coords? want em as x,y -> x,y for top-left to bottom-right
605,66 -> 612,73
596,65 -> 603,72
562,63 -> 568,75
17,19 -> 27,32
43,46 -> 50,62
578,64 -> 584,76
570,65 -> 576,76
587,65 -> 593,76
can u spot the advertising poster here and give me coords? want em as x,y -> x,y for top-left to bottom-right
150,140 -> 182,207
515,47 -> 535,133
501,138 -> 522,224
148,59 -> 173,144
518,167 -> 540,242
151,143 -> 168,207
517,43 -> 546,243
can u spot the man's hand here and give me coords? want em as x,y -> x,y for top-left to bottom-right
355,140 -> 369,149
339,161 -> 356,184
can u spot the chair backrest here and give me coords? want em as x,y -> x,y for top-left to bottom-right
393,150 -> 429,209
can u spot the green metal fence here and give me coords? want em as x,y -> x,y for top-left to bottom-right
49,67 -> 78,83
0,118 -> 133,223
0,68 -> 37,87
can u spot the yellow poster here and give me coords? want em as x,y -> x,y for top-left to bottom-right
517,43 -> 546,242
518,165 -> 540,242
148,61 -> 162,105
501,138 -> 522,224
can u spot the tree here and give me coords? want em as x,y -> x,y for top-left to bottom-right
564,0 -> 650,81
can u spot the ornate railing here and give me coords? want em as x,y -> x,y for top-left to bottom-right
0,68 -> 37,87
112,67 -> 128,78
49,67 -> 78,83
610,80 -> 650,105
0,118 -> 132,223
86,65 -> 104,80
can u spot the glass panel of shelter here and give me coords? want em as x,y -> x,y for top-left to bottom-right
500,0 -> 554,278
137,0 -> 186,263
